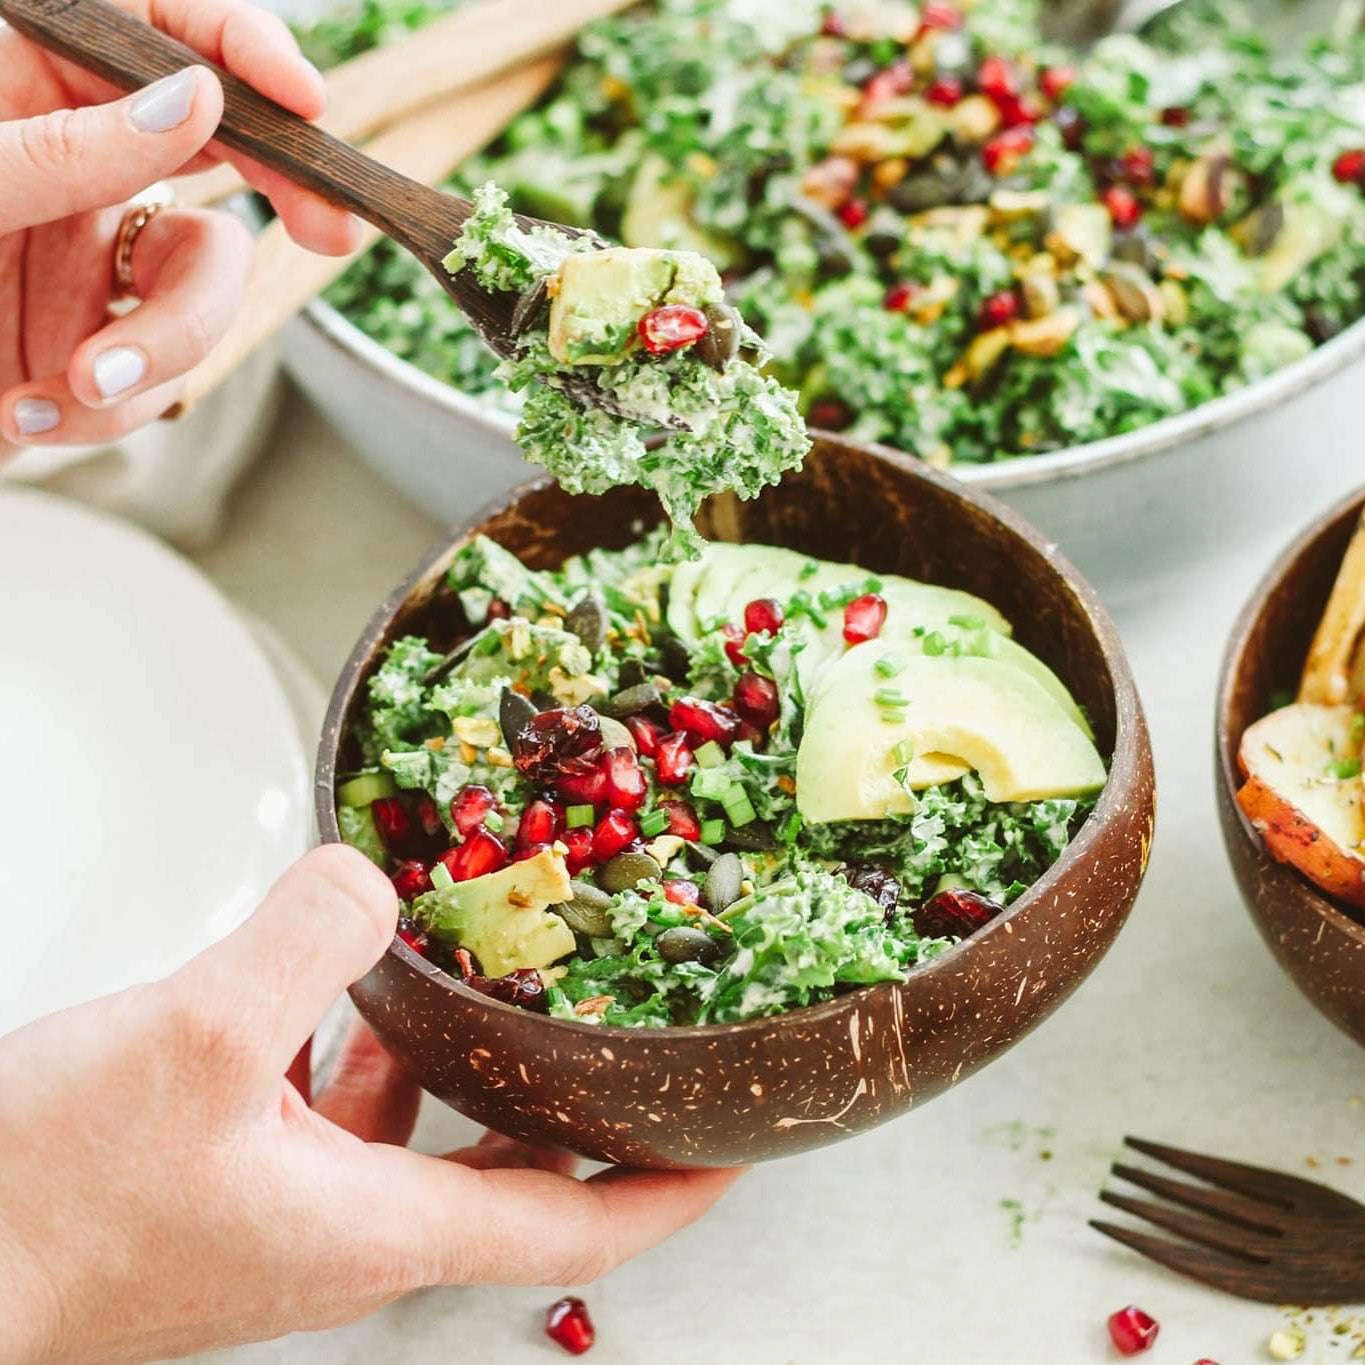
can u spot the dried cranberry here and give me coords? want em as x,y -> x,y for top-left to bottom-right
837,196 -> 869,229
809,397 -> 853,430
847,866 -> 901,919
391,860 -> 433,902
1103,185 -> 1142,229
917,1 -> 962,32
562,826 -> 596,874
721,622 -> 750,668
669,697 -> 739,748
663,879 -> 701,906
976,54 -> 1018,103
545,1296 -> 595,1355
603,746 -> 647,811
557,761 -> 608,805
1334,148 -> 1365,184
860,61 -> 913,110
924,76 -> 963,107
413,793 -> 443,840
451,784 -> 496,837
654,732 -> 696,786
913,887 -> 1004,939
467,968 -> 548,1013
512,706 -> 602,786
1055,105 -> 1086,149
395,916 -> 428,954
371,797 -> 412,852
1118,145 -> 1156,186
517,798 -> 560,851
982,124 -> 1034,174
743,597 -> 785,637
659,800 -> 701,840
1107,1306 -> 1159,1356
592,810 -> 638,863
1160,105 -> 1189,126
624,714 -> 661,757
438,828 -> 508,882
842,593 -> 888,644
733,670 -> 780,730
978,288 -> 1019,330
884,280 -> 921,311
1040,64 -> 1075,101
638,304 -> 709,356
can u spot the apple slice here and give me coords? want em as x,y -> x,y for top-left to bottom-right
1237,702 -> 1365,907
1299,511 -> 1365,705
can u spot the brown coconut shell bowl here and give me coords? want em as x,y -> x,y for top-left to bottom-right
1217,488 -> 1365,1049
316,436 -> 1155,1168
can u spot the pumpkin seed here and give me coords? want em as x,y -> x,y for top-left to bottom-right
684,840 -> 720,870
510,277 -> 549,337
598,715 -> 636,752
703,853 -> 744,913
694,303 -> 742,372
617,658 -> 648,689
603,681 -> 665,718
599,851 -> 663,893
656,925 -> 721,966
724,822 -> 777,852
564,589 -> 608,653
498,687 -> 538,749
552,881 -> 615,938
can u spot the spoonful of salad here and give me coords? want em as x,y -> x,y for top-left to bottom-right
0,0 -> 810,554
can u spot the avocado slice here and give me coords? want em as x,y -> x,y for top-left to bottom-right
337,804 -> 387,868
621,154 -> 742,270
413,847 -> 575,976
795,644 -> 1107,822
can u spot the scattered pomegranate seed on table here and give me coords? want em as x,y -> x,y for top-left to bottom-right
842,593 -> 888,644
439,827 -> 508,882
546,1296 -> 595,1355
1040,64 -> 1075,100
592,809 -> 638,862
1107,1305 -> 1159,1355
733,670 -> 781,730
978,289 -> 1020,330
654,731 -> 696,786
637,304 -> 709,355
1102,185 -> 1143,229
837,196 -> 869,229
391,861 -> 432,902
451,783 -> 496,836
1333,148 -> 1365,184
603,747 -> 648,811
743,597 -> 785,636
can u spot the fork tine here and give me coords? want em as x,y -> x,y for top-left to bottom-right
1098,1191 -> 1275,1261
1089,1220 -> 1286,1303
1111,1162 -> 1290,1234
1123,1136 -> 1364,1216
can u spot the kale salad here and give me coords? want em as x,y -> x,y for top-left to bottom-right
311,0 -> 1365,466
338,532 -> 1106,1027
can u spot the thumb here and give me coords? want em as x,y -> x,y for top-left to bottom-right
170,844 -> 399,1088
0,66 -> 224,236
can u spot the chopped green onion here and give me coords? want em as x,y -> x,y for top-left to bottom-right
336,771 -> 398,808
565,803 -> 595,829
862,576 -> 883,594
476,630 -> 503,656
777,810 -> 803,844
723,792 -> 757,827
922,631 -> 946,657
639,808 -> 670,837
881,708 -> 909,725
786,590 -> 828,630
948,613 -> 985,630
700,818 -> 726,845
430,862 -> 454,890
800,559 -> 820,579
874,686 -> 908,707
484,810 -> 505,833
694,740 -> 726,768
874,653 -> 906,678
691,768 -> 734,801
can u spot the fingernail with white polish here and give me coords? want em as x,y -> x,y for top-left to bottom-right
93,347 -> 147,400
14,398 -> 59,436
130,68 -> 198,134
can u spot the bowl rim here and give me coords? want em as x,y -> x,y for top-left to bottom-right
1215,482 -> 1365,951
299,292 -> 1365,491
317,436 -> 1151,1041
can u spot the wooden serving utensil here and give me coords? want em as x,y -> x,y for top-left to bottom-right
179,0 -> 633,210
0,0 -> 607,398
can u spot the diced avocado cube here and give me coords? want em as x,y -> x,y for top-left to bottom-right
547,248 -> 674,365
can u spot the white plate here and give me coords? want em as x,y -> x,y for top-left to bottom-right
0,490 -> 310,1036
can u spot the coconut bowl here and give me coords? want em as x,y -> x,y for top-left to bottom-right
315,436 -> 1156,1167
1216,488 -> 1365,1049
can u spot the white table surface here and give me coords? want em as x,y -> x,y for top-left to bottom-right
188,394 -> 1365,1365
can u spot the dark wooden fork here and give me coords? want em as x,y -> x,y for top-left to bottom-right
1091,1136 -> 1365,1305
0,0 -> 697,428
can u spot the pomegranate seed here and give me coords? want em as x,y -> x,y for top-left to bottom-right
638,304 -> 709,356
809,397 -> 853,430
884,281 -> 921,311
654,732 -> 696,786
913,887 -> 1004,939
976,54 -> 1018,103
451,784 -> 496,837
860,60 -> 913,110
924,76 -> 963,107
467,968 -> 548,1013
659,800 -> 701,840
663,879 -> 701,906
669,697 -> 739,747
978,288 -> 1019,330
557,761 -> 608,805
1103,184 -> 1143,229
1055,105 -> 1086,149
917,1 -> 962,32
517,798 -> 559,851
735,719 -> 765,747
1334,148 -> 1365,183
438,828 -> 508,882
721,622 -> 749,668
545,1296 -> 595,1355
592,809 -> 638,863
562,826 -> 596,874
1040,64 -> 1075,101
1107,1306 -> 1159,1356
395,916 -> 428,954
743,597 -> 785,636
512,706 -> 602,785
996,92 -> 1039,128
819,10 -> 845,36
391,860 -> 432,901
982,124 -> 1034,174
1118,145 -> 1156,186
371,797 -> 412,852
486,598 -> 510,620
624,714 -> 660,757
413,793 -> 443,840
603,746 -> 647,811
1159,104 -> 1189,126
733,670 -> 781,730
842,593 -> 888,644
514,841 -> 552,862
837,196 -> 869,229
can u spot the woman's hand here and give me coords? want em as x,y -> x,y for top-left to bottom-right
0,845 -> 739,1364
0,0 -> 364,449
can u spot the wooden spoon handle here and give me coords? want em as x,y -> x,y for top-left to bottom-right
0,0 -> 461,255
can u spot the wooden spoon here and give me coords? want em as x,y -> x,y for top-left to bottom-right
0,0 -> 644,419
